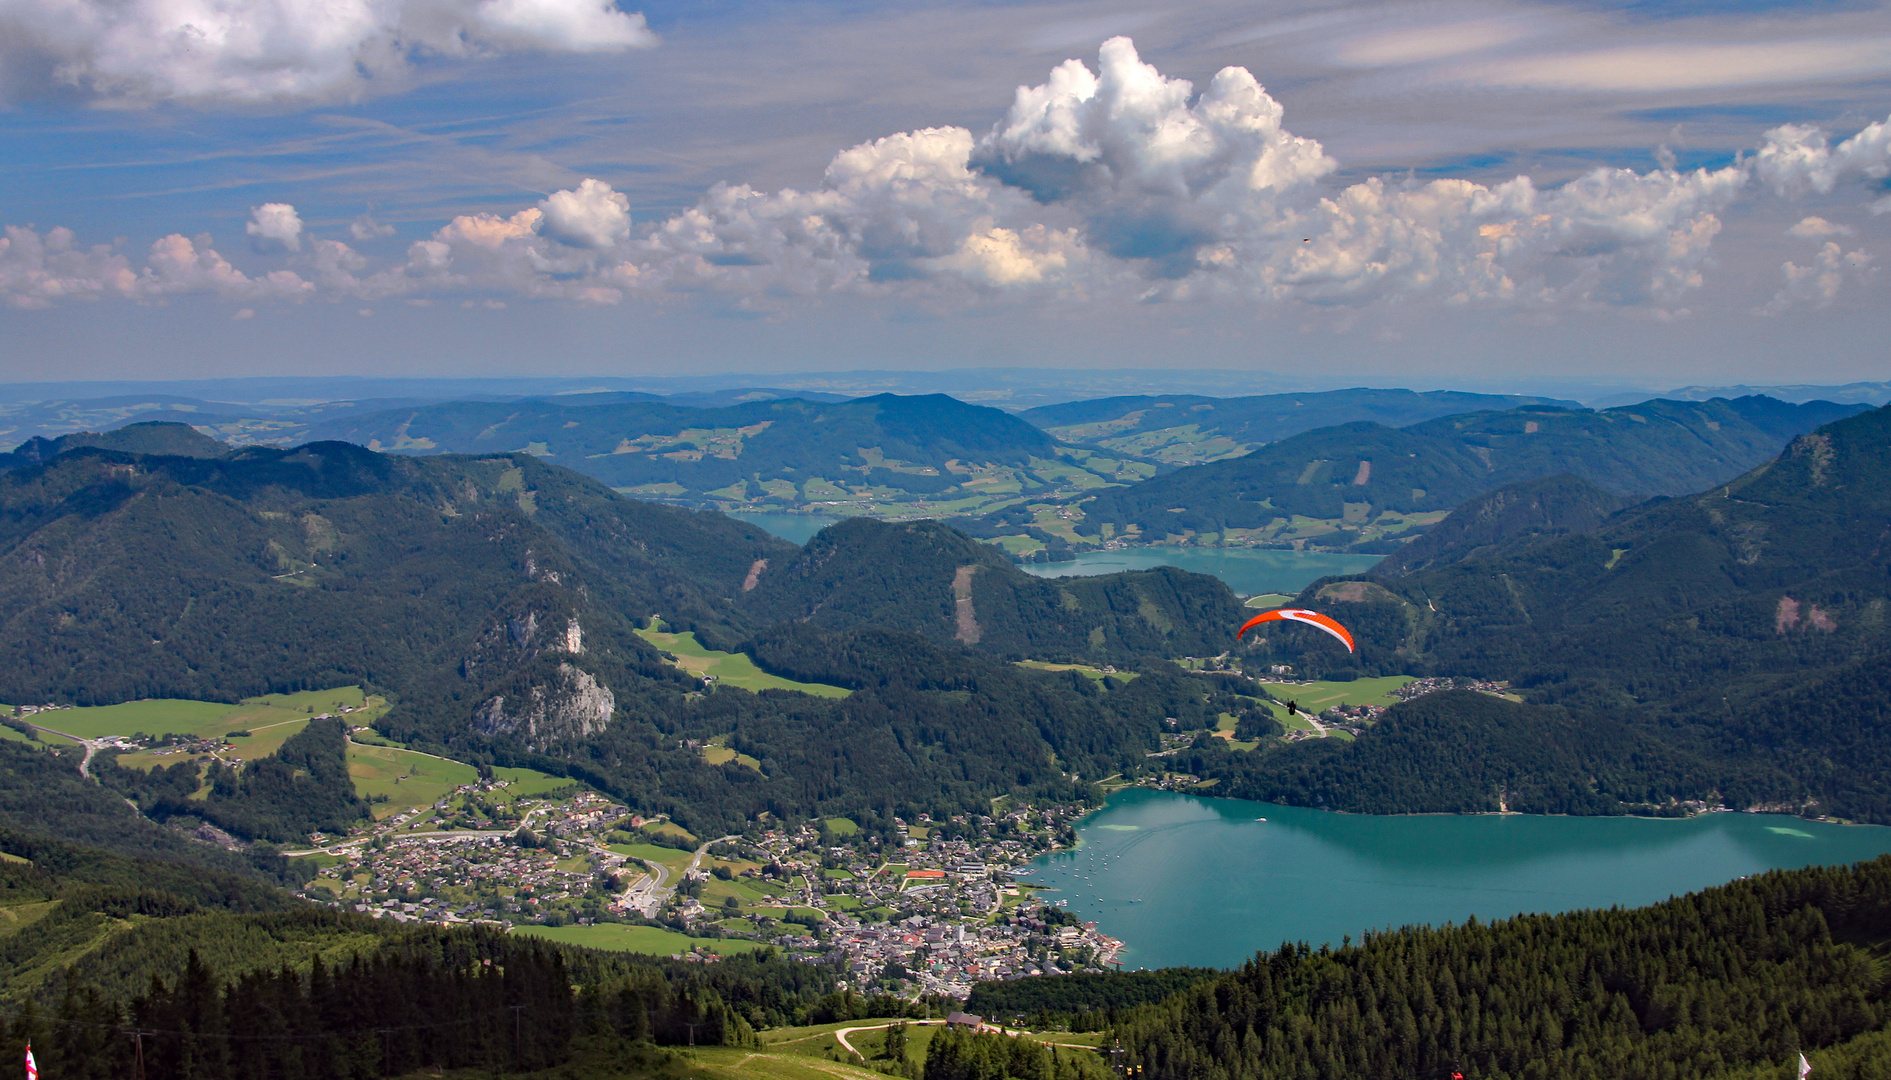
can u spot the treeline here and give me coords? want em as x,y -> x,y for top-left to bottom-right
1115,855 -> 1891,1080
1,918 -> 946,1079
924,1026 -> 1113,1080
965,970 -> 1220,1032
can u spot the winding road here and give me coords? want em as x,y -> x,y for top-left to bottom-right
20,721 -> 100,776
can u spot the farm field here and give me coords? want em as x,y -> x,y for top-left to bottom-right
343,741 -> 567,819
1243,593 -> 1294,608
1212,712 -> 1259,751
636,626 -> 851,698
7,687 -> 388,766
1258,676 -> 1414,710
514,923 -> 769,956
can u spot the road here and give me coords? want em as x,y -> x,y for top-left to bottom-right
832,1021 -> 1095,1057
614,833 -> 740,918
21,721 -> 100,776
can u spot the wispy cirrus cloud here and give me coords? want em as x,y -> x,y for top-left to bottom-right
1459,38 -> 1891,93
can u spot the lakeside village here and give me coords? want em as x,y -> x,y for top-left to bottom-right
292,785 -> 1124,1001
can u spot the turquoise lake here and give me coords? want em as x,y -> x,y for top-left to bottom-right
728,511 -> 846,546
1018,548 -> 1382,596
729,510 -> 1382,596
1025,789 -> 1891,970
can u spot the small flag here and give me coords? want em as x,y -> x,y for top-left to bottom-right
24,1043 -> 36,1080
1799,1052 -> 1812,1079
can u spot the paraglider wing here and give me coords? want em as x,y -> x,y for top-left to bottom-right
1235,608 -> 1356,653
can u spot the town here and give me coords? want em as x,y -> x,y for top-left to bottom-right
292,779 -> 1123,1001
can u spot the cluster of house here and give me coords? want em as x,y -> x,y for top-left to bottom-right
317,834 -> 595,922
825,910 -> 1123,998
1392,676 -> 1512,701
302,788 -> 634,923
299,783 -> 1131,999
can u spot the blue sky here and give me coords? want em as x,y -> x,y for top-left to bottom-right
2,0 -> 1889,391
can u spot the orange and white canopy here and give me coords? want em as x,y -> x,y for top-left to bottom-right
1235,608 -> 1355,653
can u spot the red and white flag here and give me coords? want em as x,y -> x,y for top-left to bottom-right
23,1043 -> 36,1080
1799,1052 -> 1813,1079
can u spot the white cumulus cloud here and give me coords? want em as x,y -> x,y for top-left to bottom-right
1787,216 -> 1852,238
539,178 -> 631,248
0,0 -> 656,104
246,203 -> 303,252
1763,241 -> 1874,313
1752,117 -> 1891,196
8,39 -> 1891,317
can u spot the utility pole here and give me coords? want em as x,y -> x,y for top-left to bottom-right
129,1029 -> 155,1080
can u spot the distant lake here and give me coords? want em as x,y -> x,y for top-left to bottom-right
1027,789 -> 1891,970
1020,548 -> 1382,596
728,514 -> 1378,594
728,512 -> 847,546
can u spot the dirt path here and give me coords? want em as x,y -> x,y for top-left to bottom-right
952,565 -> 981,644
833,1020 -> 944,1056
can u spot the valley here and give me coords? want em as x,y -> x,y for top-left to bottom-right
3,389 -> 1891,1080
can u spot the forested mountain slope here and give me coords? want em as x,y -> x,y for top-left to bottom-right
1231,404 -> 1891,821
0,439 -> 1253,834
1369,473 -> 1626,575
1116,855 -> 1891,1080
739,518 -> 1245,660
0,440 -> 784,710
1075,396 -> 1863,546
1022,388 -> 1575,465
0,419 -> 228,471
300,392 -> 1150,516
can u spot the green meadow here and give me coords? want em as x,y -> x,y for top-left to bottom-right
636,626 -> 851,698
514,923 -> 768,956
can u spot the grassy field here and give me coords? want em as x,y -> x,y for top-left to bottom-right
347,743 -> 481,818
346,744 -> 566,819
703,735 -> 763,771
1259,676 -> 1414,710
514,923 -> 770,956
637,626 -> 850,698
1243,593 -> 1295,608
6,687 -> 390,768
1212,712 -> 1260,751
749,1019 -> 1108,1072
610,843 -> 697,874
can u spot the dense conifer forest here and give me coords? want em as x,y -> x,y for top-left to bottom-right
1113,855 -> 1891,1080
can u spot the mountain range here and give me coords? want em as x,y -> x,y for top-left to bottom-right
1198,402 -> 1891,823
0,430 -> 1241,840
1058,396 -> 1865,553
1020,388 -> 1577,465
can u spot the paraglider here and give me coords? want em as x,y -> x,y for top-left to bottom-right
1236,608 -> 1356,653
